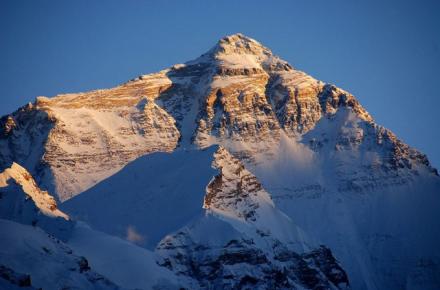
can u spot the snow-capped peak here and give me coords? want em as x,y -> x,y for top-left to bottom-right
210,33 -> 271,57
1,34 -> 439,290
189,33 -> 292,73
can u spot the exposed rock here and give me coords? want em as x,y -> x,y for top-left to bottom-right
0,264 -> 34,289
0,162 -> 73,239
204,147 -> 265,222
157,214 -> 349,290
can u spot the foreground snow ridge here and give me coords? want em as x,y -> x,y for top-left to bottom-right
1,33 -> 439,290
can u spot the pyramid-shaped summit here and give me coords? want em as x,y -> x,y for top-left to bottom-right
211,33 -> 267,53
207,33 -> 275,59
192,33 -> 293,73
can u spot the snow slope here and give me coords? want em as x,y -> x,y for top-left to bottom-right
0,162 -> 68,220
0,162 -> 73,239
157,213 -> 349,290
248,108 -> 440,289
67,222 -> 184,290
62,147 -> 218,249
0,219 -> 122,290
63,145 -> 349,289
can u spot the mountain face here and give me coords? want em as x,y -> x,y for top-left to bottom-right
1,33 -> 439,290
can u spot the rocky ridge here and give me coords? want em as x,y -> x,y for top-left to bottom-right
157,146 -> 349,289
0,162 -> 73,239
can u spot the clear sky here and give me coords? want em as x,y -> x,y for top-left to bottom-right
1,0 -> 439,168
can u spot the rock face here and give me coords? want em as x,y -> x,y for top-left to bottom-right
1,33 -> 439,290
0,73 -> 180,201
0,162 -> 73,239
157,215 -> 349,290
204,147 -> 268,222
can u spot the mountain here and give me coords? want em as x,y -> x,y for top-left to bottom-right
1,33 -> 439,289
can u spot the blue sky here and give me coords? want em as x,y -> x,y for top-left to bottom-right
1,0 -> 439,168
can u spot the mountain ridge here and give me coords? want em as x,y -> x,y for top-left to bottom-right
1,34 -> 436,198
1,33 -> 439,290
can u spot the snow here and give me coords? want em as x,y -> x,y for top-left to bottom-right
251,132 -> 319,190
62,147 -> 218,249
167,212 -> 245,247
0,162 -> 68,220
205,147 -> 315,253
156,210 -> 348,290
39,93 -> 180,200
67,222 -> 183,289
216,53 -> 261,69
0,219 -> 120,290
209,205 -> 313,253
244,109 -> 440,290
274,70 -> 321,91
0,162 -> 73,240
1,32 -> 439,290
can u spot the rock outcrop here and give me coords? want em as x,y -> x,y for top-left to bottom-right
0,162 -> 73,239
157,214 -> 349,290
